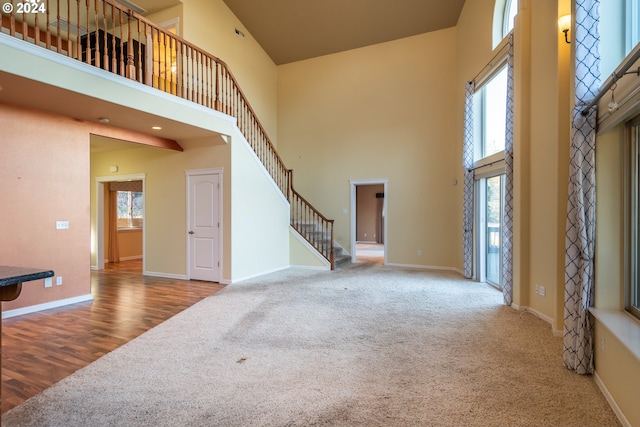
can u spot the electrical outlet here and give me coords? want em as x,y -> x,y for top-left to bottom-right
56,276 -> 63,286
535,284 -> 540,294
539,285 -> 546,296
56,220 -> 69,230
44,277 -> 52,288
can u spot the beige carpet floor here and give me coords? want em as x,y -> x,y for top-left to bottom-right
3,263 -> 620,426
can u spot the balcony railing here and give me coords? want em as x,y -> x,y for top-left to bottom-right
1,0 -> 335,268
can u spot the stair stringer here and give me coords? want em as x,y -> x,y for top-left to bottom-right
289,226 -> 331,270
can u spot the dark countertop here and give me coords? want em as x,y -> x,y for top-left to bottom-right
0,266 -> 54,287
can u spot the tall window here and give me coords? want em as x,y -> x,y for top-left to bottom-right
480,67 -> 508,158
117,191 -> 143,229
472,65 -> 508,288
627,118 -> 640,320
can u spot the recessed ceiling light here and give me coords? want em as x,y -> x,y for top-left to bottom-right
98,117 -> 110,124
235,28 -> 245,39
152,126 -> 162,130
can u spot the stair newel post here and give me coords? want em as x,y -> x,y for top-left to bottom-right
330,220 -> 335,270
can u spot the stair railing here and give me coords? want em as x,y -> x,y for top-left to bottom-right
288,170 -> 335,268
1,0 -> 335,268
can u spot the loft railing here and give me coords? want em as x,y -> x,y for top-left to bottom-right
1,0 -> 335,268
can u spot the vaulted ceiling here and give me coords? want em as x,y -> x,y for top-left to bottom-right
134,0 -> 465,65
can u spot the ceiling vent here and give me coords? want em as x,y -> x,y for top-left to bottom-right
116,0 -> 147,14
49,19 -> 87,37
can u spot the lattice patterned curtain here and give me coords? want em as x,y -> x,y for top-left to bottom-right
563,0 -> 601,375
463,81 -> 475,279
502,33 -> 515,306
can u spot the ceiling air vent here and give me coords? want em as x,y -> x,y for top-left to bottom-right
49,19 -> 87,37
116,0 -> 147,14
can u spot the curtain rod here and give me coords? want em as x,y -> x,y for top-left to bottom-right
581,46 -> 640,115
469,35 -> 511,85
467,158 -> 504,172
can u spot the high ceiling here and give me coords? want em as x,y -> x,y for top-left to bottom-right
134,0 -> 465,65
222,0 -> 465,64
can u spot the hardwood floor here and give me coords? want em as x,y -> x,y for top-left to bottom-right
1,260 -> 225,413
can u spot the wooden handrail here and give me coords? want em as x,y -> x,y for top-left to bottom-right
1,0 -> 335,268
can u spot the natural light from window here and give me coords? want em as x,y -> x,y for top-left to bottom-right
482,67 -> 508,158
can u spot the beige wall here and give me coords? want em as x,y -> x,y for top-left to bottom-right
457,0 -> 570,325
0,103 -> 91,311
181,0 -> 278,142
594,123 -> 640,427
90,136 -> 232,281
278,28 -> 460,270
230,135 -> 290,281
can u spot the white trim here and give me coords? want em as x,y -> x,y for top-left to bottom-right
594,371 -> 633,427
117,255 -> 143,261
94,174 -> 146,272
289,225 -> 331,270
590,308 -> 640,363
158,17 -> 180,36
510,303 -> 559,334
350,179 -> 388,265
385,262 -> 463,276
289,264 -> 330,271
185,168 -> 224,282
2,294 -> 94,319
143,271 -> 188,280
231,265 -> 289,284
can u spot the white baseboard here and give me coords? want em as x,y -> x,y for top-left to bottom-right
510,304 -> 563,335
118,255 -> 143,261
289,264 -> 330,271
594,371 -> 632,427
2,294 -> 94,319
385,262 -> 464,276
231,265 -> 290,284
143,271 -> 188,280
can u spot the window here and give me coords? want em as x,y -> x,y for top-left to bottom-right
626,0 -> 640,55
478,67 -> 508,159
503,0 -> 518,37
493,0 -> 517,47
117,191 -> 143,229
472,65 -> 509,288
627,118 -> 640,320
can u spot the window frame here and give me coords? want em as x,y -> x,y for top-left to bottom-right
117,190 -> 144,230
626,117 -> 640,320
503,0 -> 518,39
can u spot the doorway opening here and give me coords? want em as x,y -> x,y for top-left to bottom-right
476,173 -> 505,289
350,179 -> 387,264
95,174 -> 146,274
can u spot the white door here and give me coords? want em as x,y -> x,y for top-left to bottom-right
188,173 -> 220,281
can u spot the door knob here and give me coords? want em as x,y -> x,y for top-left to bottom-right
188,230 -> 194,235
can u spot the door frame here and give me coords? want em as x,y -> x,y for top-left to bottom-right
186,167 -> 223,281
350,178 -> 388,264
95,173 -> 146,271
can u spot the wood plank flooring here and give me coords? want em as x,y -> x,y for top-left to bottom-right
1,260 -> 225,413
